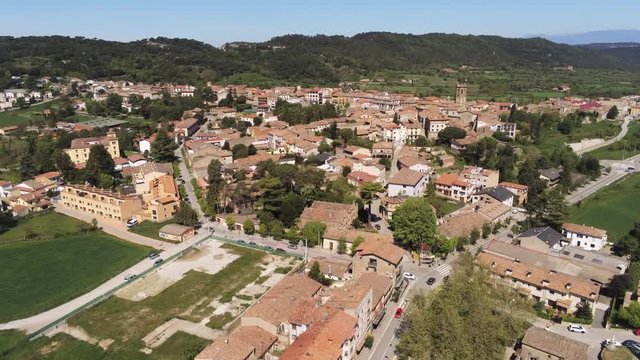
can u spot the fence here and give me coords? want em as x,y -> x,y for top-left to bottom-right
28,236 -> 211,341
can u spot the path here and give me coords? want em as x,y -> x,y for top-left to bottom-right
574,116 -> 632,155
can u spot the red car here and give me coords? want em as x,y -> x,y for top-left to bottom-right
634,328 -> 640,336
395,307 -> 403,318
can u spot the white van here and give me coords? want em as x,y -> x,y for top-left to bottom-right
126,218 -> 139,228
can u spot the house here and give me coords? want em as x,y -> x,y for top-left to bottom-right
0,180 -> 12,197
434,173 -> 474,203
322,227 -> 393,254
325,283 -> 373,351
381,123 -> 406,143
471,186 -> 515,207
517,326 -> 589,360
561,223 -> 608,251
423,118 -> 449,139
347,171 -> 378,188
371,142 -> 394,158
518,227 -> 567,252
158,223 -> 195,242
356,273 -> 393,328
344,146 -> 371,159
173,118 -> 200,140
438,198 -> 511,239
195,326 -> 278,360
279,310 -> 357,360
498,181 -> 528,205
478,251 -> 601,315
299,201 -> 358,230
387,168 -> 427,197
380,195 -> 409,220
307,256 -> 353,281
352,239 -> 406,282
459,166 -> 499,189
539,168 -> 561,186
64,131 -> 120,165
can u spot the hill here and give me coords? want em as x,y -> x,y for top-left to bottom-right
0,33 -> 638,90
539,29 -> 640,45
581,42 -> 640,69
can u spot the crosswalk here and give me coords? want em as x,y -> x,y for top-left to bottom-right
435,264 -> 453,277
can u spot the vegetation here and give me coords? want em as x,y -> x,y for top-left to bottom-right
602,347 -> 635,360
0,211 -> 88,243
174,202 -> 199,227
0,232 -> 148,322
396,254 -> 532,360
128,219 -> 176,241
390,197 -> 437,250
590,122 -> 640,160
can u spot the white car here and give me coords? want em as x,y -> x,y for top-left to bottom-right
126,218 -> 138,228
567,324 -> 587,333
403,272 -> 416,280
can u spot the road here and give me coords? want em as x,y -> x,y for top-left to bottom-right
574,116 -> 633,155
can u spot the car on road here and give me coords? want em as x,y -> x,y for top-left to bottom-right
276,248 -> 286,254
374,224 -> 381,230
629,166 -> 636,171
249,241 -> 257,246
124,274 -> 137,281
153,259 -> 164,266
567,324 -> 587,333
426,277 -> 436,285
394,307 -> 403,318
126,218 -> 138,228
265,246 -> 274,251
237,240 -> 246,245
634,328 -> 640,336
148,252 -> 160,260
403,272 -> 416,280
287,243 -> 298,249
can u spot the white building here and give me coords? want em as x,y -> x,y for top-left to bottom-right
387,168 -> 427,197
561,223 -> 608,251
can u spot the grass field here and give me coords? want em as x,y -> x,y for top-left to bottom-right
537,120 -> 621,154
590,122 -> 640,160
0,211 -> 88,243
602,346 -> 634,360
148,331 -> 209,360
0,99 -> 61,127
567,173 -> 640,242
129,220 -> 176,241
0,233 -> 149,322
66,244 -> 265,357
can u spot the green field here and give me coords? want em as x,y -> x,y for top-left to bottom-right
567,173 -> 640,242
61,244 -> 265,357
0,211 -> 89,243
0,99 -> 60,127
0,233 -> 149,322
537,120 -> 621,154
602,346 -> 635,360
129,220 -> 176,241
590,122 -> 640,160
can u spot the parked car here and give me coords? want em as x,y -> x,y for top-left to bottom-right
126,218 -> 138,228
148,252 -> 160,260
153,258 -> 164,266
265,246 -> 274,251
403,272 -> 416,280
394,307 -> 403,319
124,274 -> 137,281
567,324 -> 587,333
287,243 -> 298,249
237,240 -> 246,245
249,241 -> 257,246
276,248 -> 286,253
426,277 -> 436,285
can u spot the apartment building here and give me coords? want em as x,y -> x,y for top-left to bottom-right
64,131 -> 120,165
459,166 -> 499,189
352,239 -> 407,282
434,173 -> 475,203
325,283 -> 373,351
60,184 -> 143,222
498,181 -> 528,205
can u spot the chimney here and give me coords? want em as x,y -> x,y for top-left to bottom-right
526,272 -> 532,278
565,283 -> 572,290
505,268 -> 512,276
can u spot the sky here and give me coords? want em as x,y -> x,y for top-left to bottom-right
2,0 -> 639,46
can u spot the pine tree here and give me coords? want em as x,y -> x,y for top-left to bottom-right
151,129 -> 177,162
19,152 -> 37,180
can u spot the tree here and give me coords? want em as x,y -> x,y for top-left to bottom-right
84,145 -> 116,186
527,189 -> 568,229
390,197 -> 437,250
270,219 -> 285,239
337,237 -> 347,254
278,193 -> 306,227
308,261 -> 323,282
574,301 -> 593,320
350,236 -> 364,256
105,93 -> 123,115
232,144 -> 249,159
360,182 -> 385,223
414,136 -> 429,147
226,216 -> 235,230
318,141 -> 332,153
481,223 -> 492,239
247,144 -> 257,156
151,129 -> 177,162
396,254 -> 531,360
619,301 -> 640,328
341,165 -> 351,177
437,126 -> 466,144
469,228 -> 481,244
301,221 -> 326,247
607,105 -> 619,119
174,202 -> 199,226
608,274 -> 632,298
206,159 -> 224,212
243,219 -> 255,235
19,152 -> 37,180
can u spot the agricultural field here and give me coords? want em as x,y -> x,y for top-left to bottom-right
567,173 -> 640,242
0,211 -> 89,243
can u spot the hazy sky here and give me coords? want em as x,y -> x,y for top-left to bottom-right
2,0 -> 639,46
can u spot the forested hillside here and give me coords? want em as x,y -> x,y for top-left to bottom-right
0,33 -> 638,89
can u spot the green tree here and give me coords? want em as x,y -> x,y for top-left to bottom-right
481,223 -> 492,239
469,228 -> 481,244
574,302 -> 593,320
360,182 -> 385,223
414,136 -> 429,147
619,301 -> 640,328
337,237 -> 347,254
301,221 -> 326,247
232,144 -> 249,159
308,261 -> 323,282
105,93 -> 123,115
226,216 -> 235,230
84,145 -> 116,186
270,219 -> 285,239
341,165 -> 352,177
206,159 -> 224,212
607,105 -> 619,119
390,197 -> 437,250
243,219 -> 255,235
55,151 -> 76,183
175,202 -> 199,226
396,254 -> 531,360
350,236 -> 364,256
247,144 -> 257,156
437,126 -> 466,144
19,152 -> 37,180
318,141 -> 333,153
151,129 -> 177,162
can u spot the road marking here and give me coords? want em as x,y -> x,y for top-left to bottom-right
435,264 -> 452,277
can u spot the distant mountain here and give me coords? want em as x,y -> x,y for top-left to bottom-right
535,30 -> 640,45
0,32 -> 638,88
581,42 -> 640,69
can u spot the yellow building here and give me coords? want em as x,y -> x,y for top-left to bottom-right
60,184 -> 143,221
64,131 -> 120,165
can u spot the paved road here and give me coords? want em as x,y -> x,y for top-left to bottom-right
175,146 -> 205,218
575,116 -> 633,155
